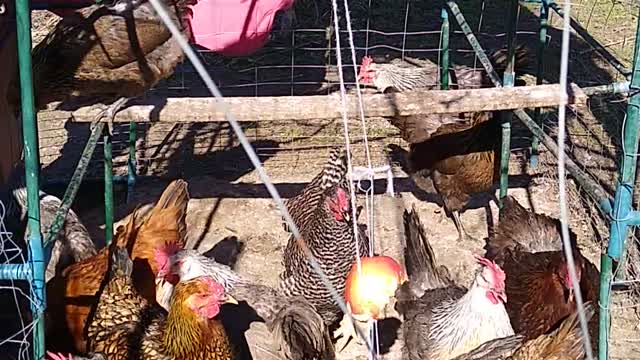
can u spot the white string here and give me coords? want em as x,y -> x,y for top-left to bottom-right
329,0 -> 364,279
556,1 -> 595,359
145,0 -> 375,353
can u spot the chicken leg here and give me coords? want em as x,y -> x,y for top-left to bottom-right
452,210 -> 477,243
333,305 -> 372,353
92,97 -> 130,134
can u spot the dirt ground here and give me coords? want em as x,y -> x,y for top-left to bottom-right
70,145 -> 637,359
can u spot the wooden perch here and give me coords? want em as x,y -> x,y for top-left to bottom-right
38,83 -> 587,123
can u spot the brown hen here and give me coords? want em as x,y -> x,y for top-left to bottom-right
9,0 -> 193,127
484,195 -> 599,343
376,48 -> 529,242
46,179 -> 189,353
84,239 -> 235,359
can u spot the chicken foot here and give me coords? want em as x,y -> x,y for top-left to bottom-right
92,97 -> 130,134
333,304 -> 373,353
452,210 -> 478,243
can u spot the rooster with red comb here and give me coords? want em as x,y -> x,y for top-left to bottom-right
336,206 -> 514,359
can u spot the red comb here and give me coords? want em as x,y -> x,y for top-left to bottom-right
474,255 -> 506,281
200,276 -> 224,296
361,56 -> 373,66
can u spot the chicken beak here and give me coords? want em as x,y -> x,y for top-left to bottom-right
224,294 -> 239,305
497,290 -> 507,304
568,288 -> 574,303
344,211 -> 351,223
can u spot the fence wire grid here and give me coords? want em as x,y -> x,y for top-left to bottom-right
2,0 -> 639,359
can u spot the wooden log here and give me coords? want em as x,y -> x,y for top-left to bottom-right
38,83 -> 587,123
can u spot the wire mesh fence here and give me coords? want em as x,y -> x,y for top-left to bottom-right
13,0 -> 640,358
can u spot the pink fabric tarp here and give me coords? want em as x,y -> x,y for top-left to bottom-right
47,0 -> 294,57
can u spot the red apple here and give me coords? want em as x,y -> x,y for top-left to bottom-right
344,256 -> 407,321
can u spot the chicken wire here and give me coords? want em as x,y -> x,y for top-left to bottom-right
34,0 -> 541,182
20,0 -> 640,357
0,199 -> 39,360
530,1 -> 640,358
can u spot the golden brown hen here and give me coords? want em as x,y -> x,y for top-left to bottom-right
49,235 -> 236,360
484,196 -> 599,342
46,179 -> 190,353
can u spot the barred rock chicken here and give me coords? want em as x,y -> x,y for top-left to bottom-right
280,147 -> 370,328
368,48 -> 528,242
46,179 -> 189,353
1,182 -> 97,282
156,248 -> 336,360
484,195 -> 599,342
395,206 -> 514,359
82,241 -> 235,360
9,0 -> 193,127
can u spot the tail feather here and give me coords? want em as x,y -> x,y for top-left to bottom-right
109,246 -> 133,280
271,297 -> 336,360
452,335 -> 524,360
402,206 -> 449,296
149,179 -> 190,240
490,44 -> 530,75
320,147 -> 348,190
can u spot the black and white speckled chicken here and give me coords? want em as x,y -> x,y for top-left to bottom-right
157,248 -> 336,359
395,206 -> 514,360
1,180 -> 97,282
280,147 -> 370,328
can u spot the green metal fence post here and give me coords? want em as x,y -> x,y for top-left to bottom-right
104,129 -> 114,245
499,0 -> 519,208
127,121 -> 137,203
530,0 -> 549,168
15,0 -> 46,357
600,12 -> 640,359
440,8 -> 449,90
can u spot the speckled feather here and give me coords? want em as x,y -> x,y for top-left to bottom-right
397,207 -> 514,360
46,179 -> 189,353
88,245 -> 234,360
280,147 -> 370,326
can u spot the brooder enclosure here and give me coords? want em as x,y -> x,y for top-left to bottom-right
1,0 -> 640,359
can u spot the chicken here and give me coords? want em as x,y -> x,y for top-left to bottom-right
84,239 -> 236,359
46,179 -> 189,353
1,181 -> 97,282
371,48 -> 528,242
358,46 -> 529,93
484,195 -> 599,341
9,0 -> 193,128
396,110 -> 501,242
280,147 -> 370,327
156,248 -> 336,360
395,206 -> 514,359
452,302 -> 595,360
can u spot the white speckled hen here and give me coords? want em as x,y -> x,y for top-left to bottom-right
396,206 -> 514,360
280,147 -> 370,327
